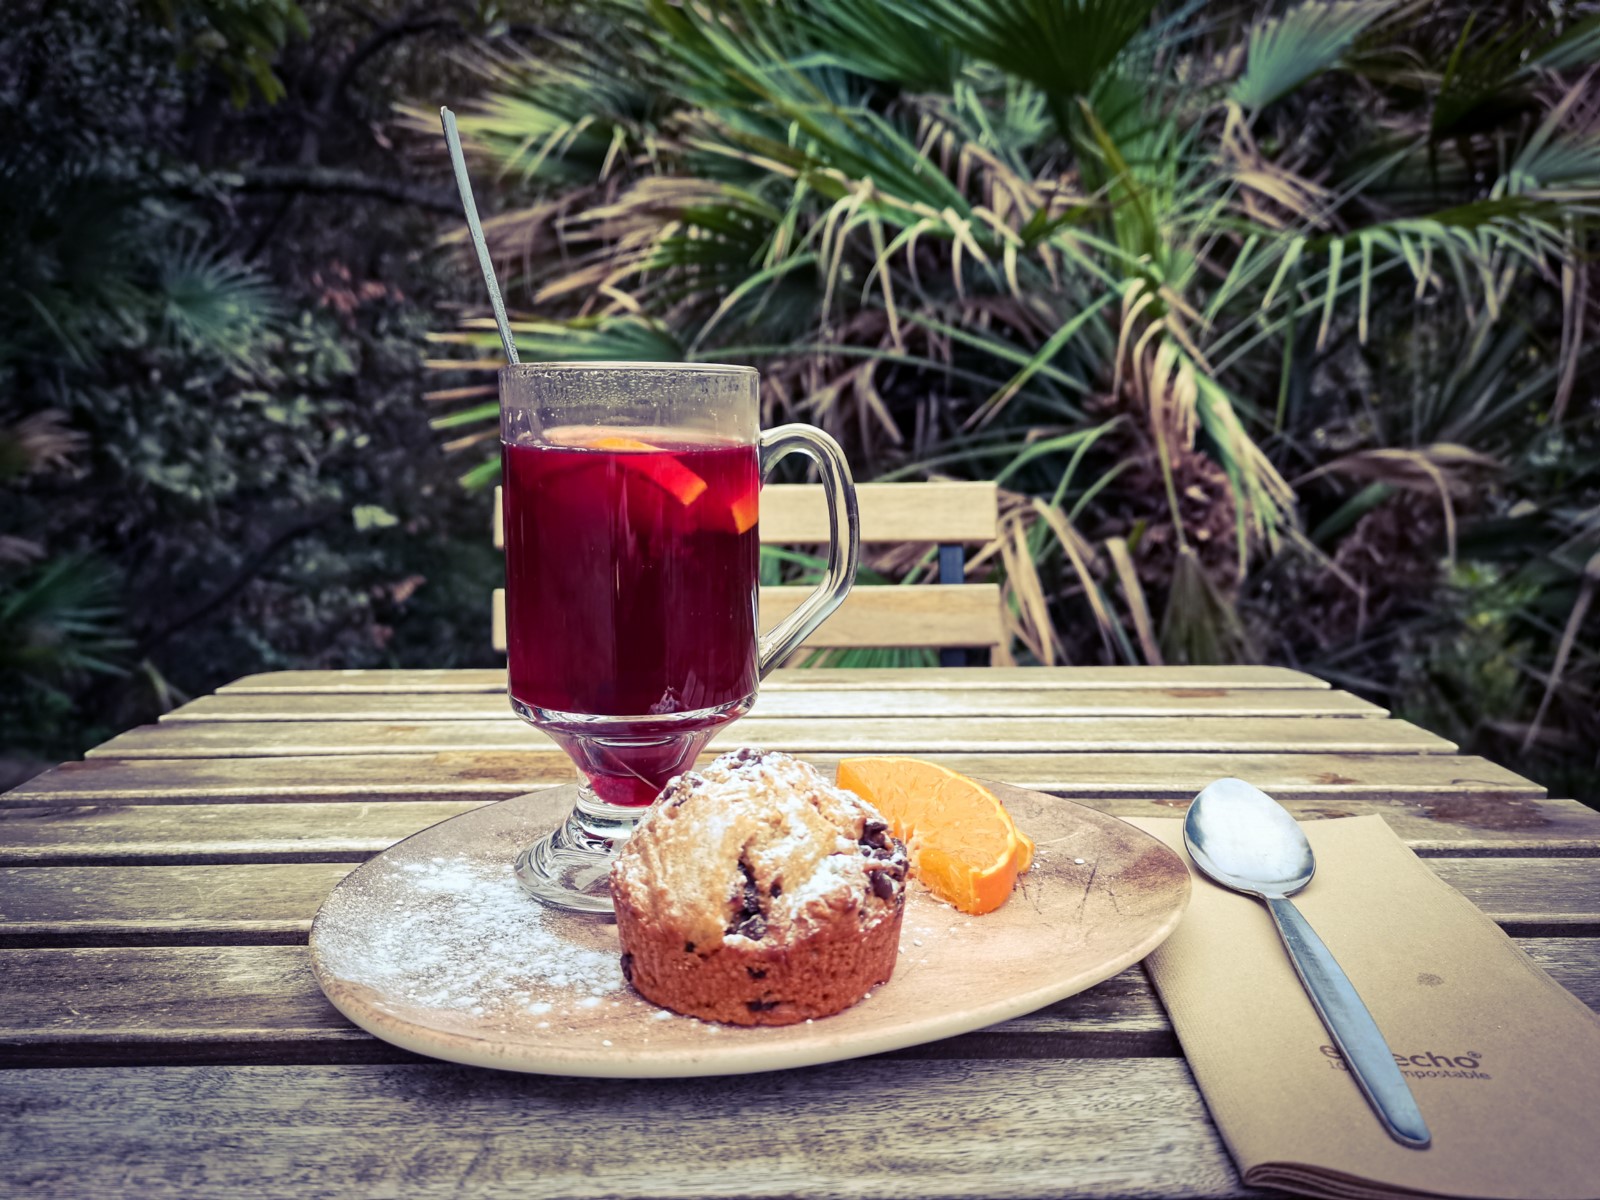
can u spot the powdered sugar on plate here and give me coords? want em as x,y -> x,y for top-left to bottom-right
313,854 -> 624,1019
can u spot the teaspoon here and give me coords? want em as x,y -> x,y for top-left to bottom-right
1184,778 -> 1431,1149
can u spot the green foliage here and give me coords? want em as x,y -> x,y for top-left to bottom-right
144,0 -> 310,104
0,556 -> 132,680
5,0 -> 1597,805
433,0 -> 1600,801
1,0 -> 510,771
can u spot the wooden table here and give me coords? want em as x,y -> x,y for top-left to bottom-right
4,665 -> 1598,1198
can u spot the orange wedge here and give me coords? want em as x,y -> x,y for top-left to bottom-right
836,758 -> 1034,915
588,434 -> 707,506
729,489 -> 758,535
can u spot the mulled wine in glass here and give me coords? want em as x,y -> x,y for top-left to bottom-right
501,363 -> 858,911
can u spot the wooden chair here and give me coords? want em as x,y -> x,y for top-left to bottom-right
491,481 -> 1001,666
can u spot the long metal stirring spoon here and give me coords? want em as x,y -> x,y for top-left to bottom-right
439,106 -> 519,365
1184,777 -> 1432,1149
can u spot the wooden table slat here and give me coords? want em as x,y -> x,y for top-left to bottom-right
83,715 -> 1458,759
0,800 -> 491,864
218,665 -> 1335,694
0,862 -> 354,945
0,939 -> 1591,1066
4,796 -> 1598,865
2,859 -> 1594,945
0,1059 -> 1247,1200
6,751 -> 1546,807
163,687 -> 1388,723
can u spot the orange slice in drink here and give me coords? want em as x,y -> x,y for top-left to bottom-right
729,489 -> 758,535
836,758 -> 1034,915
589,434 -> 707,506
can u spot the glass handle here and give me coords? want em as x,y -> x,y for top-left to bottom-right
756,424 -> 860,677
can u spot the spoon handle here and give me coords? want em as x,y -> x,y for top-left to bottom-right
1265,896 -> 1432,1148
439,106 -> 519,366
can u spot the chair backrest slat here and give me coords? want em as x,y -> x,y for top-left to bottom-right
492,481 -> 997,550
759,482 -> 997,544
491,583 -> 1002,653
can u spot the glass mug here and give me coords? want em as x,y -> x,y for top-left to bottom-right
501,362 -> 859,911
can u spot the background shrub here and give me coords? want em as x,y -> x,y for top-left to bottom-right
3,0 -> 1597,806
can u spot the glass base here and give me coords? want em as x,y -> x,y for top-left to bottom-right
513,792 -> 648,913
509,693 -> 752,913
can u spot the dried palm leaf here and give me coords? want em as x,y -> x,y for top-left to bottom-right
1523,549 -> 1600,752
1105,535 -> 1162,665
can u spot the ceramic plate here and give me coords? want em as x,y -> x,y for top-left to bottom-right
309,778 -> 1189,1077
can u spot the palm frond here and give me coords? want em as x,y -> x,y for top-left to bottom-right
1431,14 -> 1554,139
887,0 -> 1162,130
1532,13 -> 1600,71
788,0 -> 960,91
1232,0 -> 1397,113
0,556 -> 132,683
433,35 -> 659,188
1505,79 -> 1600,195
0,410 -> 86,483
155,245 -> 283,365
439,315 -> 684,365
1159,544 -> 1254,664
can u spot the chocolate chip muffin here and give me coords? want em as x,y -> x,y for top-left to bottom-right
609,747 -> 908,1026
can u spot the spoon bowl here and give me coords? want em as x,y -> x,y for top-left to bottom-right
1184,777 -> 1314,898
1185,778 -> 1431,1150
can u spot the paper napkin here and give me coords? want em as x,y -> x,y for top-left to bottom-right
1132,815 -> 1600,1200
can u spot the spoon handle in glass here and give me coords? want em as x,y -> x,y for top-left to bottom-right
1265,896 -> 1432,1149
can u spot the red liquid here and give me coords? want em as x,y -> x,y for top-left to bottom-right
502,431 -> 759,805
